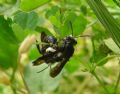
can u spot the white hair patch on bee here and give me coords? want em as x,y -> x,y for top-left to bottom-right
46,47 -> 56,52
57,52 -> 62,57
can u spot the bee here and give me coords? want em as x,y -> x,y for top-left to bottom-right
32,31 -> 77,77
32,21 -> 90,77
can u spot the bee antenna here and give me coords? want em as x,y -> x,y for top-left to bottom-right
69,21 -> 73,36
37,65 -> 49,73
75,35 -> 92,38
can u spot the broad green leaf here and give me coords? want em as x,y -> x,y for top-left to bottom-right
65,55 -> 81,73
0,16 -> 18,69
14,11 -> 39,30
72,15 -> 87,36
24,63 -> 61,94
20,0 -> 51,11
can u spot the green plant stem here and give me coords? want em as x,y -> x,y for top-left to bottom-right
91,71 -> 109,94
113,60 -> 120,94
10,68 -> 17,94
18,55 -> 31,94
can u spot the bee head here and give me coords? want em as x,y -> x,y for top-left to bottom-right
65,36 -> 77,45
47,36 -> 57,44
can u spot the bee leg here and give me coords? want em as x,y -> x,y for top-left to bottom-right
37,65 -> 49,73
48,63 -> 52,70
36,40 -> 42,54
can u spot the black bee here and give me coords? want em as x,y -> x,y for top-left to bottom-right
32,31 -> 77,77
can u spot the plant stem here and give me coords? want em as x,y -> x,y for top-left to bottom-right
18,55 -> 31,94
91,71 -> 109,94
10,67 -> 17,94
113,60 -> 120,94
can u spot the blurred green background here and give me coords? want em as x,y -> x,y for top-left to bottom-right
0,0 -> 120,94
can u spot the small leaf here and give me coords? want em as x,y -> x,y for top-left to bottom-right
72,15 -> 87,36
45,6 -> 60,18
104,38 -> 120,54
20,0 -> 51,11
14,11 -> 39,30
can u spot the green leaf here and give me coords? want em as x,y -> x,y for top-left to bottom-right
28,45 -> 41,60
80,5 -> 87,15
104,38 -> 120,54
86,0 -> 120,49
20,0 -> 51,11
62,13 -> 87,37
72,15 -> 87,36
0,16 -> 18,69
14,11 -> 39,30
35,26 -> 53,36
90,39 -> 109,66
65,55 -> 81,73
24,63 -> 61,94
45,6 -> 60,19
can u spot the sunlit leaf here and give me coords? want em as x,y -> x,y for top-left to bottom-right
14,11 -> 39,30
20,0 -> 51,11
24,63 -> 61,93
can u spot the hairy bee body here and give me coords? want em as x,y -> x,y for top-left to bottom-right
32,32 -> 77,77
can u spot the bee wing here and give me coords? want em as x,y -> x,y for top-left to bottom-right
41,32 -> 48,42
41,32 -> 57,44
49,58 -> 68,78
32,57 -> 45,66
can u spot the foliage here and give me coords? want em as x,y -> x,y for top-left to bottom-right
0,0 -> 120,94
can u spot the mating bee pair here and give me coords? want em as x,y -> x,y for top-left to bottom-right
32,32 -> 77,77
